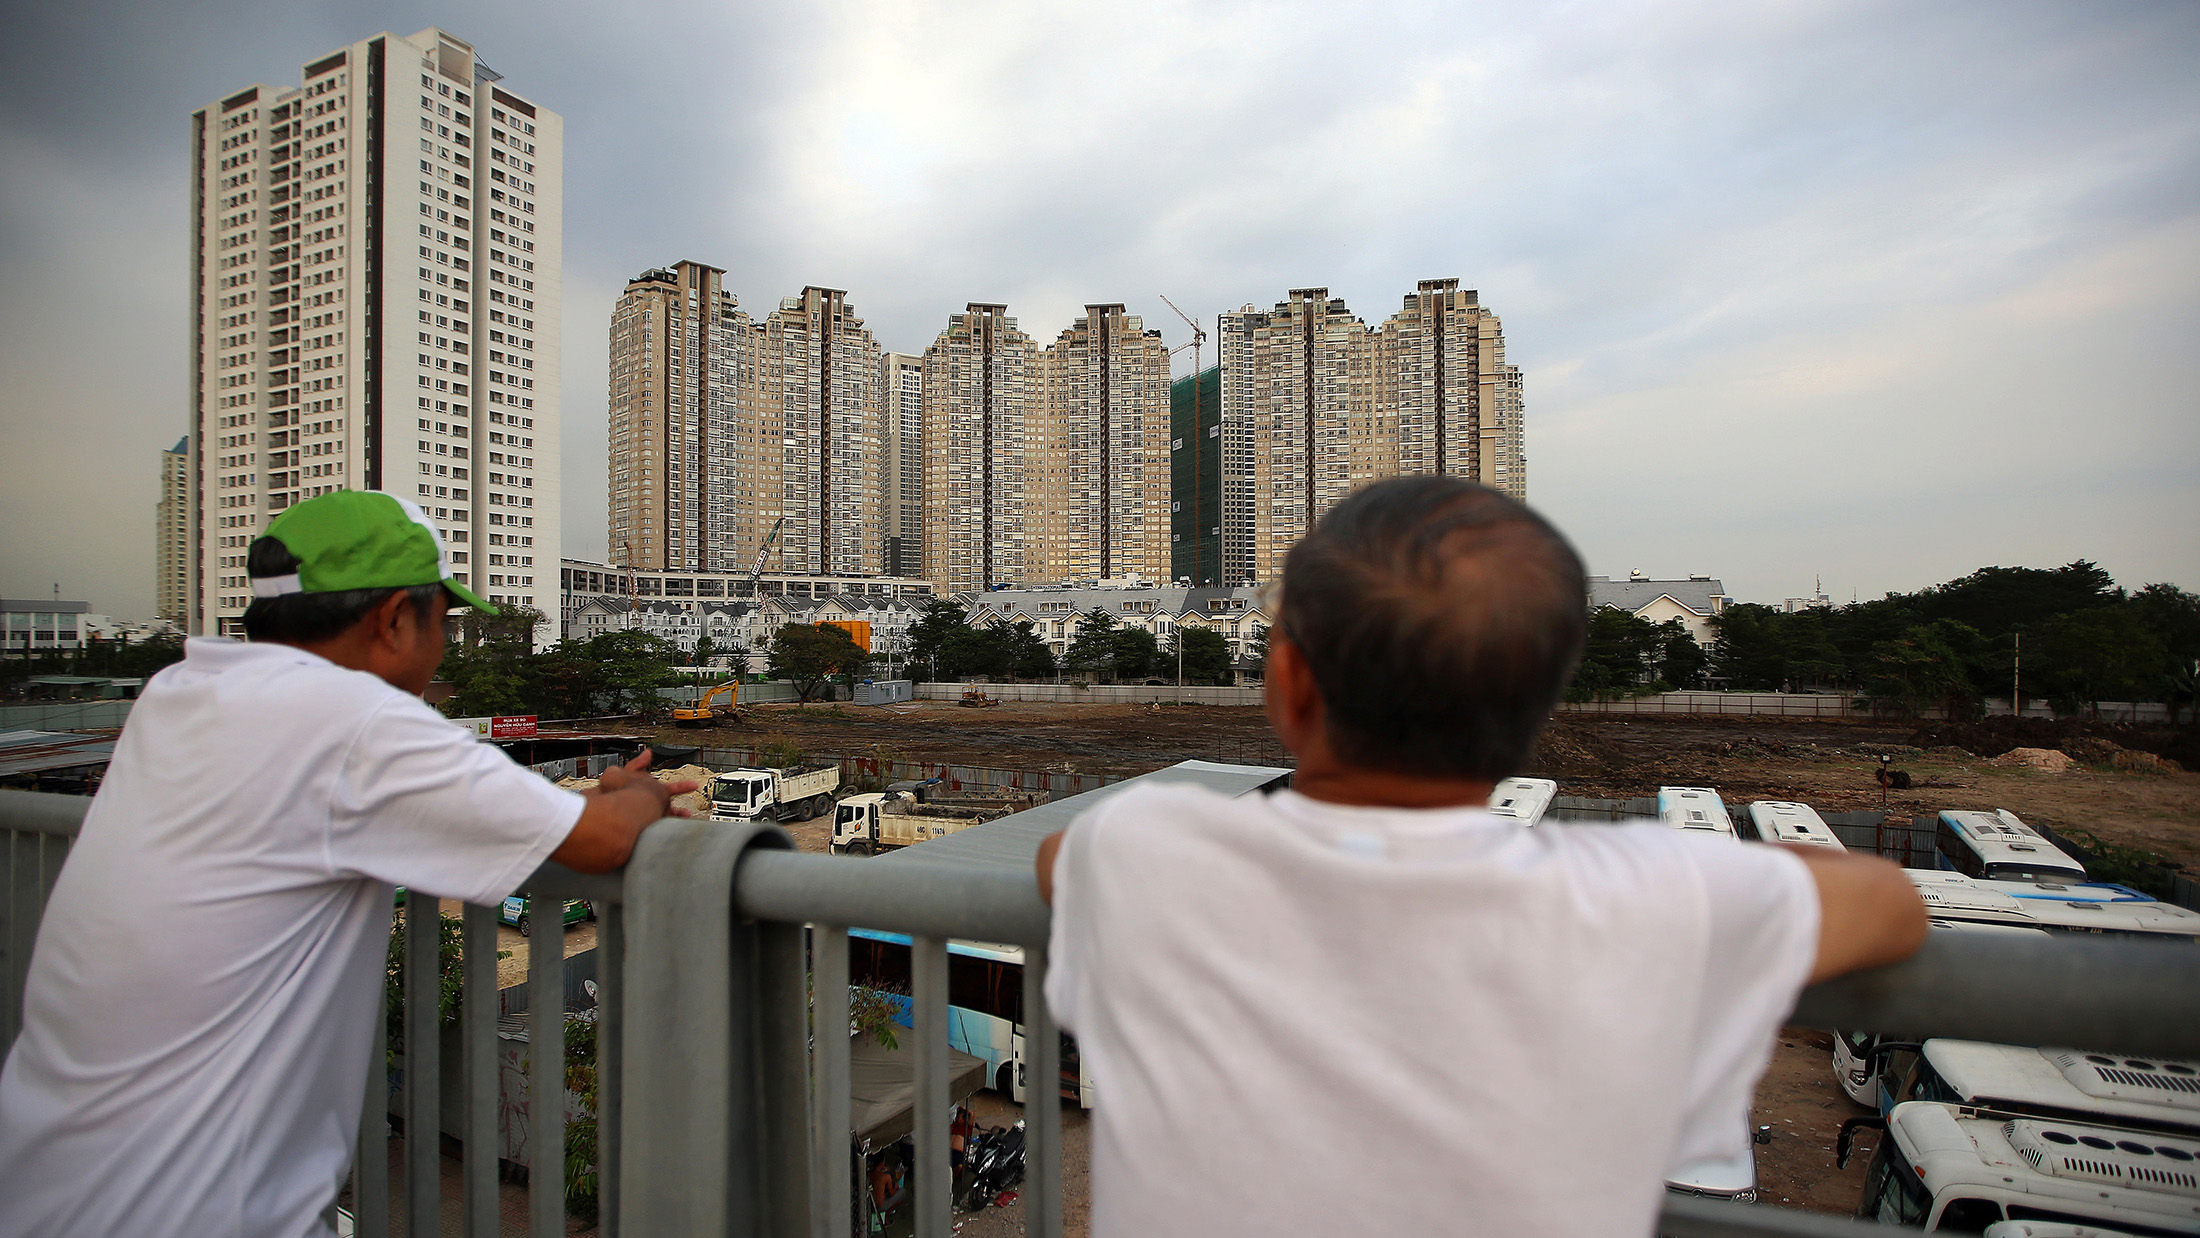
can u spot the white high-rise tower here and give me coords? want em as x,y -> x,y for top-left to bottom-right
189,28 -> 562,636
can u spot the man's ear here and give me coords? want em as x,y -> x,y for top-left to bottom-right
368,589 -> 415,652
1264,633 -> 1326,756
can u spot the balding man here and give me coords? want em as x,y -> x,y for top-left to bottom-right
1037,476 -> 1925,1237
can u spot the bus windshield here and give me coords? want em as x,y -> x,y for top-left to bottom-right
1982,862 -> 2089,884
1859,1136 -> 1931,1226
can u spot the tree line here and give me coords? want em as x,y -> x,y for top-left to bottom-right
903,598 -> 1242,685
1569,562 -> 2199,718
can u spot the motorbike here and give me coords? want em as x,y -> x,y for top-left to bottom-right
953,1119 -> 1028,1212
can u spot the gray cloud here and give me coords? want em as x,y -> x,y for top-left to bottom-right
3,0 -> 2195,617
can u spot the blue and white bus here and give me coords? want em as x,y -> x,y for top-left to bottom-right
847,928 -> 1096,1108
1658,786 -> 1736,839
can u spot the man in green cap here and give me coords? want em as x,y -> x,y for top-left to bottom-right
0,491 -> 690,1236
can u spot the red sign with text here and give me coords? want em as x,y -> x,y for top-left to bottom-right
489,715 -> 538,739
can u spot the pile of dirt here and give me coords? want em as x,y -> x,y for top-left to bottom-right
2063,736 -> 2125,765
1985,747 -> 2073,773
559,763 -> 717,816
1909,716 -> 2191,767
2113,750 -> 2186,776
1922,745 -> 1975,760
1525,728 -> 1607,776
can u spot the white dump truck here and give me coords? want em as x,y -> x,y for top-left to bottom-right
830,781 -> 1042,855
709,763 -> 842,823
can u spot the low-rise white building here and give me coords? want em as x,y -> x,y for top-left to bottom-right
963,584 -> 1271,671
1587,573 -> 1729,645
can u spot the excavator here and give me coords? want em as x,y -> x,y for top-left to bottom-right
671,679 -> 740,727
668,516 -> 787,728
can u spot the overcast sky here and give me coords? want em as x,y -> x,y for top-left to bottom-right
3,0 -> 2195,618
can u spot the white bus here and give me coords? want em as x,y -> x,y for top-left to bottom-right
1487,777 -> 1557,827
1878,1040 -> 2200,1136
1666,1143 -> 1759,1206
1657,786 -> 1736,839
1745,801 -> 1848,851
1906,871 -> 2200,940
1832,921 -> 2052,1106
1937,810 -> 2090,884
1850,1101 -> 2200,1234
847,928 -> 1096,1108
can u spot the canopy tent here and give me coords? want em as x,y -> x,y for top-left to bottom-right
850,1035 -> 987,1148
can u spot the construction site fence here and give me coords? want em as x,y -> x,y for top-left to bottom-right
696,746 -> 1128,802
1558,691 -> 2179,724
912,681 -> 1263,705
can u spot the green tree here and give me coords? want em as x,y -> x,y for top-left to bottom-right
2037,607 -> 2166,715
905,598 -> 973,678
1109,626 -> 1160,680
1245,625 -> 1270,680
1867,619 -> 1989,718
580,629 -> 684,717
1064,609 -> 1120,678
1568,608 -> 1666,701
439,604 -> 546,717
1655,620 -> 1707,690
1707,603 -> 1792,690
692,633 -> 716,667
1168,626 -> 1233,685
769,622 -> 871,703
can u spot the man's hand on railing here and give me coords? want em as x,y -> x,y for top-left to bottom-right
550,749 -> 701,873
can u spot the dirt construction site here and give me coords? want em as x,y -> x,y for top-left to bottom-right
553,701 -> 2197,1231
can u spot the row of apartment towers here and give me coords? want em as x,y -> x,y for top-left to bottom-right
612,264 -> 1526,592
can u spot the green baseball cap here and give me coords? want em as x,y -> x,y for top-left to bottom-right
252,490 -> 497,615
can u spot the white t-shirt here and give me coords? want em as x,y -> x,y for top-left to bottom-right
0,638 -> 582,1238
1044,784 -> 1819,1238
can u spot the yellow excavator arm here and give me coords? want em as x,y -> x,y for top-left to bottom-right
672,679 -> 741,724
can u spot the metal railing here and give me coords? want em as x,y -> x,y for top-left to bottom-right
6,785 -> 2200,1237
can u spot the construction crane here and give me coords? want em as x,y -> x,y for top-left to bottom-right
1158,294 -> 1213,587
672,516 -> 790,727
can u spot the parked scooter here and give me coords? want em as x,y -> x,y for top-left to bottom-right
954,1119 -> 1028,1212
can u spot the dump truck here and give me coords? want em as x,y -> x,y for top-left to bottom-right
708,763 -> 841,822
829,781 -> 1043,855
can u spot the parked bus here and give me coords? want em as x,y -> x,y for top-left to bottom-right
1869,1040 -> 2200,1136
1906,871 -> 2200,939
1937,810 -> 2090,884
1487,777 -> 1557,827
1657,786 -> 1736,839
1848,1102 -> 2200,1234
1745,801 -> 1848,851
1832,921 -> 2052,1106
846,928 -> 1095,1108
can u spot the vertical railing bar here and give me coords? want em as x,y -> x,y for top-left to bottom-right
36,832 -> 67,907
760,920 -> 815,1236
811,925 -> 851,1238
356,905 -> 392,1238
5,831 -> 42,1056
529,897 -> 566,1238
2,833 -> 22,1054
462,901 -> 498,1238
597,901 -> 624,1238
911,935 -> 950,1238
404,892 -> 442,1238
1025,943 -> 1062,1238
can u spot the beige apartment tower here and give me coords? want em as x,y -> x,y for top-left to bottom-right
187,28 -> 562,635
759,288 -> 886,576
157,437 -> 189,621
1035,305 -> 1172,583
922,304 -> 1037,593
1216,280 -> 1524,583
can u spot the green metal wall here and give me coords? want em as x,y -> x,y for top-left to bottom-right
1170,365 -> 1222,585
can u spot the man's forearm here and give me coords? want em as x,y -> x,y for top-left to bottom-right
552,785 -> 669,873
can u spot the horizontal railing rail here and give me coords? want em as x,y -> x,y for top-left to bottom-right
8,785 -> 2200,1238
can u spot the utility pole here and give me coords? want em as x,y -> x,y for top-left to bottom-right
2012,631 -> 2022,719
